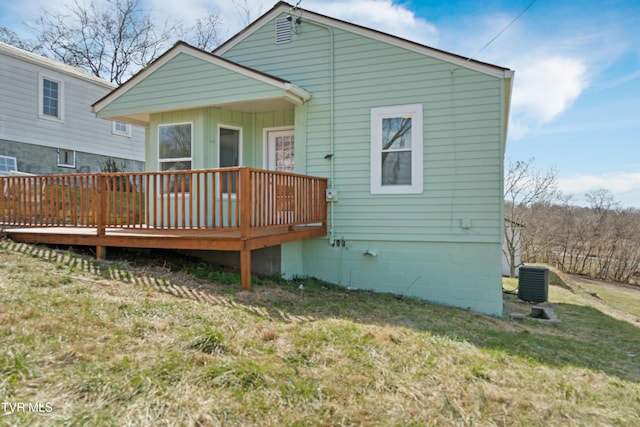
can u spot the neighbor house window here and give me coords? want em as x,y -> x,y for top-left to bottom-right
112,121 -> 131,137
370,104 -> 423,194
57,148 -> 76,168
0,155 -> 17,175
39,73 -> 64,122
158,123 -> 192,193
219,126 -> 242,194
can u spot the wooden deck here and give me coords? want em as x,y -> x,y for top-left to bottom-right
1,167 -> 328,290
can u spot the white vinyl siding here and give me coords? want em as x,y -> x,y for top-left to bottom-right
0,45 -> 145,163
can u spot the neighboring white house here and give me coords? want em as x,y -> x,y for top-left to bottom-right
503,219 -> 523,277
0,42 -> 144,175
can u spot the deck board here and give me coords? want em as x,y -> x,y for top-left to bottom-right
2,225 -> 326,252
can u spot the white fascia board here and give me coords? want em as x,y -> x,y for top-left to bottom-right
93,43 -> 309,114
0,42 -> 115,89
215,4 -> 513,80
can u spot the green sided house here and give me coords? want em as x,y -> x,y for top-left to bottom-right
92,1 -> 514,314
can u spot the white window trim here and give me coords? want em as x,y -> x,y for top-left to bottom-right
158,121 -> 193,168
57,148 -> 76,168
38,72 -> 64,123
112,121 -> 132,138
157,122 -> 193,197
0,155 -> 18,174
218,124 -> 243,198
370,104 -> 423,195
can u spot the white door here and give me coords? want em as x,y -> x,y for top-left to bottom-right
266,129 -> 295,172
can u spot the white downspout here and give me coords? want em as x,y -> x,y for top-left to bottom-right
299,17 -> 335,244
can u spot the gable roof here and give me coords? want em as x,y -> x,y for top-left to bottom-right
215,1 -> 513,79
92,41 -> 311,124
0,42 -> 115,89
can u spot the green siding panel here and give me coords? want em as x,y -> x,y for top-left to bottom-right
99,53 -> 291,118
222,13 -> 505,245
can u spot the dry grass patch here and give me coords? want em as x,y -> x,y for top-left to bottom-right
1,241 -> 639,426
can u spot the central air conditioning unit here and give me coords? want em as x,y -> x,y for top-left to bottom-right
518,266 -> 549,303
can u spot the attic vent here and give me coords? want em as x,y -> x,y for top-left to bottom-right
275,18 -> 292,44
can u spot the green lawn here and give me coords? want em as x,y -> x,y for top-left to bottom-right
1,240 -> 639,426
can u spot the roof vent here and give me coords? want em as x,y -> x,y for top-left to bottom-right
276,18 -> 292,44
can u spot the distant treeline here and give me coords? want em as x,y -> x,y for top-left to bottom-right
511,199 -> 640,284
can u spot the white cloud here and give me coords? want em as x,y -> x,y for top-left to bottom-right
304,0 -> 438,45
558,172 -> 640,207
509,56 -> 588,138
145,0 -> 439,46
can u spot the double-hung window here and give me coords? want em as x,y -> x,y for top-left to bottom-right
370,104 -> 423,194
38,73 -> 64,122
158,123 -> 192,193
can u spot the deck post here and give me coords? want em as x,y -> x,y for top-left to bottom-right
96,174 -> 106,236
239,168 -> 252,291
240,248 -> 251,291
96,173 -> 107,259
239,168 -> 251,240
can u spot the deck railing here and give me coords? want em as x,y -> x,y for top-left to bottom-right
0,168 -> 327,235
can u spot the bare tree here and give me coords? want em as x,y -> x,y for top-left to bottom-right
4,0 -> 258,81
232,0 -> 264,26
183,10 -> 224,52
0,27 -> 39,51
503,158 -> 558,277
29,0 -> 182,84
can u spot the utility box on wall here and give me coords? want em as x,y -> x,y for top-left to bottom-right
518,266 -> 549,303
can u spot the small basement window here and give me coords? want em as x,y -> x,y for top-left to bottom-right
57,148 -> 76,168
275,18 -> 292,44
0,155 -> 17,175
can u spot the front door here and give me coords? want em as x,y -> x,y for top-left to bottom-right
266,129 -> 295,172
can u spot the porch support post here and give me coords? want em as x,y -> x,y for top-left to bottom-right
240,248 -> 251,291
96,173 -> 107,260
96,246 -> 107,260
239,167 -> 252,291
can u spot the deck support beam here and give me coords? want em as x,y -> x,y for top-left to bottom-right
96,246 -> 107,260
240,249 -> 251,291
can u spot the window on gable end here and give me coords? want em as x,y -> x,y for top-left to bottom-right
370,104 -> 423,195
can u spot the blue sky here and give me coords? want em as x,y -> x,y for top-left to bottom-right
2,0 -> 639,207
